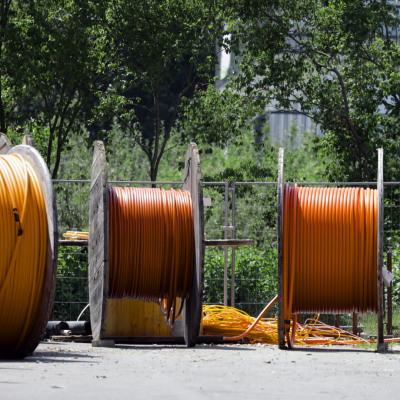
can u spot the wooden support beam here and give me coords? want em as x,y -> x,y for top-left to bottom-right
205,239 -> 254,247
59,240 -> 88,247
59,239 -> 254,247
0,132 -> 11,155
277,148 -> 285,349
377,148 -> 385,352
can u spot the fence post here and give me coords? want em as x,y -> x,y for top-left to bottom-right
231,180 -> 236,308
387,247 -> 393,336
377,148 -> 385,352
224,179 -> 229,307
352,312 -> 358,336
335,314 -> 340,328
277,148 -> 285,349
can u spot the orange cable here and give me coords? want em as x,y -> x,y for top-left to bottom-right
283,184 -> 378,346
0,154 -> 47,356
108,187 -> 194,325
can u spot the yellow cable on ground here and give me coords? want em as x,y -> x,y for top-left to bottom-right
203,305 -> 400,345
203,305 -> 367,345
0,154 -> 47,356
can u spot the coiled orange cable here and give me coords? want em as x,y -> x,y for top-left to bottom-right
283,184 -> 377,347
108,187 -> 194,325
0,154 -> 47,356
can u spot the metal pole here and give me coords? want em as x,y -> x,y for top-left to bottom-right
224,179 -> 229,307
277,148 -> 285,349
231,179 -> 236,308
352,312 -> 358,336
387,247 -> 393,336
377,148 -> 385,352
335,314 -> 340,328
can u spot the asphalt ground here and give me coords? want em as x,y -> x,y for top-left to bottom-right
0,341 -> 399,399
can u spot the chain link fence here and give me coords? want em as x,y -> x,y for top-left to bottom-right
52,180 -> 400,329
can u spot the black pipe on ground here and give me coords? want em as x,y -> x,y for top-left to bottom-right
45,321 -> 91,338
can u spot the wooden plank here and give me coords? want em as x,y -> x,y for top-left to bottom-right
59,240 -> 88,247
51,335 -> 92,343
118,300 -> 125,335
6,144 -> 58,358
135,299 -> 146,336
205,239 -> 254,247
0,133 -> 12,155
104,336 -> 185,344
182,143 -> 205,347
377,148 -> 385,352
128,299 -> 137,336
104,299 -> 173,337
89,141 -> 109,342
277,148 -> 285,349
144,302 -> 154,336
105,300 -> 118,336
22,135 -> 36,148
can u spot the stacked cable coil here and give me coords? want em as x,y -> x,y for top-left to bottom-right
108,187 -> 194,325
0,154 -> 47,356
210,184 -> 381,347
283,185 -> 378,344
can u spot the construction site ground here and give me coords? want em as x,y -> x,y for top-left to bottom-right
1,341 -> 399,399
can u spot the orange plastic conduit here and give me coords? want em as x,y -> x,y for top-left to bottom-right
283,184 -> 377,347
0,154 -> 47,356
108,187 -> 194,325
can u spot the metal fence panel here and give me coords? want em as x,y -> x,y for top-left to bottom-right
53,180 -> 400,324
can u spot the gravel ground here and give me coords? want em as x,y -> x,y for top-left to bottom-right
0,341 -> 399,399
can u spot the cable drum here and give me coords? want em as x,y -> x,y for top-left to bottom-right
0,149 -> 56,359
283,184 -> 378,342
108,187 -> 194,325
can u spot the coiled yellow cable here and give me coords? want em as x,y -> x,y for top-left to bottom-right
203,305 -> 368,346
0,154 -> 47,356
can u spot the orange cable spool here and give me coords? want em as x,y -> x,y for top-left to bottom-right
0,154 -> 48,357
283,184 -> 378,347
108,187 -> 194,326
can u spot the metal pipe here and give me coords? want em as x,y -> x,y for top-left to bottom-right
236,182 -> 400,186
52,179 -> 183,184
231,179 -> 236,308
52,179 -> 400,186
387,247 -> 393,335
224,179 -> 229,307
335,314 -> 340,328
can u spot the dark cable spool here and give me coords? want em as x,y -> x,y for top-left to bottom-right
88,141 -> 204,347
0,135 -> 58,359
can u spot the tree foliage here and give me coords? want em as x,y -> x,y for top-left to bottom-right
196,0 -> 400,182
90,0 -> 225,181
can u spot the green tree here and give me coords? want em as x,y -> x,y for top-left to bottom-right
3,1 -> 121,178
0,0 -> 35,132
23,1 -> 120,178
91,0 -> 225,182
198,0 -> 400,182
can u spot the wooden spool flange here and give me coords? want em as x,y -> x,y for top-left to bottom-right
0,132 -> 12,155
1,139 -> 58,358
88,141 -> 204,347
276,148 -> 385,351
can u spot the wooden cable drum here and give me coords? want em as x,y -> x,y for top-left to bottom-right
277,148 -> 385,351
0,137 -> 58,359
88,141 -> 204,347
